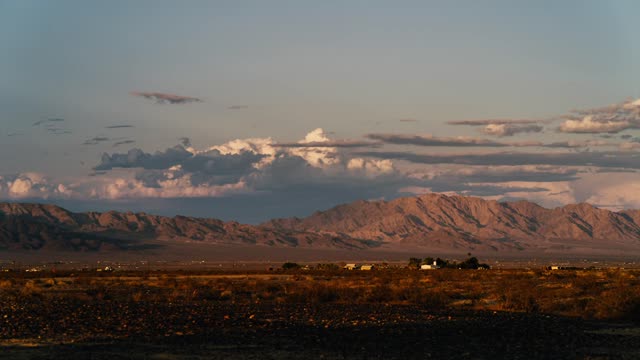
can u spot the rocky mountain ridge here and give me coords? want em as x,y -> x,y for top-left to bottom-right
0,203 -> 374,251
2,194 -> 640,253
264,193 -> 640,252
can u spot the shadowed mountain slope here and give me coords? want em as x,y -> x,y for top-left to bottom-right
3,194 -> 640,254
264,194 -> 640,252
0,203 -> 376,251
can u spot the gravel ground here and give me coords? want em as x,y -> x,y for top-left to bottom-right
1,301 -> 639,359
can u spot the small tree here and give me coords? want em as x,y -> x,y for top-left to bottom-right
282,262 -> 301,270
459,257 -> 480,269
408,257 -> 422,269
316,263 -> 339,271
435,257 -> 448,267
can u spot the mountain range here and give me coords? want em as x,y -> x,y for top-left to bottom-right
2,194 -> 640,255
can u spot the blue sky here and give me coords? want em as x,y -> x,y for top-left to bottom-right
1,1 -> 640,222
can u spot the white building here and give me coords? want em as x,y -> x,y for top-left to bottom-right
420,261 -> 440,270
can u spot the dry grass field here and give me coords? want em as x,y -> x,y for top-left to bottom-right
1,267 -> 639,359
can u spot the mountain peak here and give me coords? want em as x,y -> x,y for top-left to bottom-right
264,194 -> 640,253
2,195 -> 640,254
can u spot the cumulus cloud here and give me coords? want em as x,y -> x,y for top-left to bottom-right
130,91 -> 202,104
448,97 -> 640,135
558,115 -> 634,133
284,128 -> 342,167
571,172 -> 640,210
202,128 -> 359,168
482,124 -> 544,137
82,129 -> 402,205
11,117 -> 640,222
558,98 -> 640,134
94,173 -> 249,199
0,173 -> 72,199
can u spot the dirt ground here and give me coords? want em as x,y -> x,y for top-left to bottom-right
2,305 -> 640,359
1,269 -> 639,359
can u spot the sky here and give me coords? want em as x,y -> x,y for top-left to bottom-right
1,1 -> 640,223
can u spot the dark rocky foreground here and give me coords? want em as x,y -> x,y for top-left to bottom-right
2,302 -> 639,359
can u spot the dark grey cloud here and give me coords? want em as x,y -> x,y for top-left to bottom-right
620,134 -> 633,140
105,124 -> 135,129
32,118 -> 71,134
365,133 -> 620,149
366,133 -> 510,147
593,168 -> 637,173
94,144 -> 265,186
83,136 -> 110,145
447,119 -> 545,137
178,137 -> 191,147
355,150 -> 640,169
113,140 -> 136,147
228,105 -> 249,110
399,118 -> 418,122
543,140 -> 612,149
46,128 -> 72,135
132,152 -> 264,188
94,145 -> 193,170
33,118 -> 65,126
130,91 -> 202,104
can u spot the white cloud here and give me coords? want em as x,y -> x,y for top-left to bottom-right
3,129 -> 399,202
558,115 -> 632,134
482,123 -> 543,137
559,98 -> 640,134
203,137 -> 276,168
0,173 -> 71,199
478,181 -> 576,208
572,172 -> 640,210
201,128 -> 343,168
287,128 -> 341,167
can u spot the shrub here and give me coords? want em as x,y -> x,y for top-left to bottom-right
282,262 -> 301,270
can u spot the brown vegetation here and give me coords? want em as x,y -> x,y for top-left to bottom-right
2,268 -> 640,358
1,268 -> 639,321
